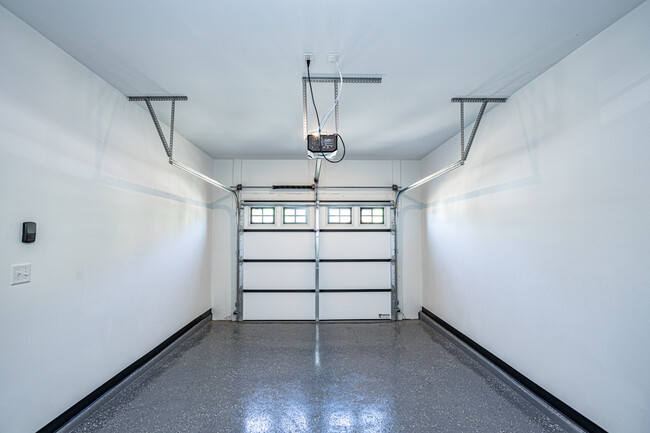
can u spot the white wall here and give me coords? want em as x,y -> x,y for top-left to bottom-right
211,159 -> 422,320
415,3 -> 650,432
0,7 -> 214,433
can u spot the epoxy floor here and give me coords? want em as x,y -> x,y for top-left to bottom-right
72,321 -> 568,432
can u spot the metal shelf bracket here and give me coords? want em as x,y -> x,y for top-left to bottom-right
128,95 -> 188,158
128,95 -> 234,195
452,97 -> 507,161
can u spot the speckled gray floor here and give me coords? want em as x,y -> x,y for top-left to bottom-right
71,321 -> 568,433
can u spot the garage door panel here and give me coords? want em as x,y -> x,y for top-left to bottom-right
319,292 -> 391,320
240,203 -> 394,321
319,232 -> 390,259
243,293 -> 315,320
243,232 -> 314,259
320,262 -> 390,289
244,262 -> 314,289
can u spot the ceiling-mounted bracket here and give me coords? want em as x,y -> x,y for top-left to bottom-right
452,97 -> 507,161
128,95 -> 235,195
128,95 -> 188,158
302,75 -> 382,140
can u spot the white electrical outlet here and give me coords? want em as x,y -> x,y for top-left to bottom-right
304,52 -> 314,62
328,53 -> 339,63
11,264 -> 31,285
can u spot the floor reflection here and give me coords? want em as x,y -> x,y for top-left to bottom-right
324,403 -> 389,433
244,395 -> 391,433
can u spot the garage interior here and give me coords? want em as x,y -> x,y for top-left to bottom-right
0,1 -> 648,432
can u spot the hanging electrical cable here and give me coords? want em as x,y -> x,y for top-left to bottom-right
306,59 -> 346,163
306,59 -> 321,133
320,61 -> 343,128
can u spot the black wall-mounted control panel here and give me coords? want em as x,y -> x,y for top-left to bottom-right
308,134 -> 338,153
22,222 -> 36,243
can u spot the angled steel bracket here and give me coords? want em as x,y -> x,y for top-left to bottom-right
128,95 -> 234,195
302,75 -> 382,139
452,97 -> 507,161
128,96 -> 188,158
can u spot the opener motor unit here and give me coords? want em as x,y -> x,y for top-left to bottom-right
307,134 -> 338,159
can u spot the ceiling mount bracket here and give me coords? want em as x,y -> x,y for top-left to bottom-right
128,95 -> 188,158
128,95 -> 235,195
302,75 -> 382,139
452,97 -> 507,161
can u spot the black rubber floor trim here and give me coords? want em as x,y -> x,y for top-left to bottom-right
420,307 -> 605,433
36,309 -> 212,433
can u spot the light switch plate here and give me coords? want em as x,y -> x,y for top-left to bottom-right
11,264 -> 31,285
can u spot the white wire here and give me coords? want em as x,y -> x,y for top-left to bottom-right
319,61 -> 343,133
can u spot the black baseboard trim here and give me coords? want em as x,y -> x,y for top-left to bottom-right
420,307 -> 605,433
37,309 -> 212,433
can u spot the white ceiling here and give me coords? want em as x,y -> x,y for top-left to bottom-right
0,0 -> 644,160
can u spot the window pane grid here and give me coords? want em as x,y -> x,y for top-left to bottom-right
328,207 -> 352,224
251,207 -> 275,224
360,207 -> 384,224
283,207 -> 308,224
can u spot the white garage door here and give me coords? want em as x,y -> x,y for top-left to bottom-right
240,201 -> 395,321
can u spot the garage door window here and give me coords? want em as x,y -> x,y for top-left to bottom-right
251,207 -> 275,224
328,207 -> 352,224
283,207 -> 308,224
360,207 -> 384,224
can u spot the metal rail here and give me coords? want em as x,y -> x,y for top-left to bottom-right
451,97 -> 506,103
169,159 -> 233,193
302,74 -> 383,84
233,185 -> 395,190
240,201 -> 394,207
314,159 -> 323,183
390,199 -> 397,321
236,199 -> 244,321
314,182 -> 320,322
128,96 -> 188,101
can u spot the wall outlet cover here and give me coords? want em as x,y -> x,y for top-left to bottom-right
11,264 -> 31,285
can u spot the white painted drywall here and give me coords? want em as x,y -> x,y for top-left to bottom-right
211,159 -> 422,320
415,3 -> 650,432
0,7 -> 213,433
